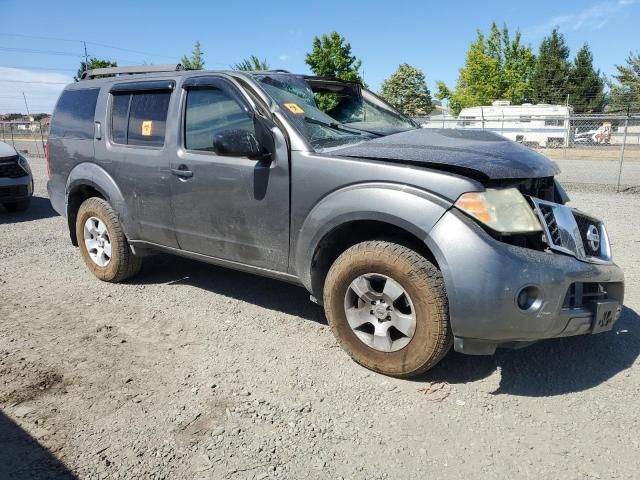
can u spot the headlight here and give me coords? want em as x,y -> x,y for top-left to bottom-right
455,188 -> 542,234
17,155 -> 32,175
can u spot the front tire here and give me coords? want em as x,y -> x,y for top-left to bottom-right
323,240 -> 451,378
76,197 -> 142,283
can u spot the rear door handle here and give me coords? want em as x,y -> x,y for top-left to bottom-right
171,164 -> 193,178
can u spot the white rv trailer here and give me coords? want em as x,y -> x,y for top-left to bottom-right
456,101 -> 573,147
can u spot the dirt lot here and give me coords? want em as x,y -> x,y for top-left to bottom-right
1,158 -> 639,480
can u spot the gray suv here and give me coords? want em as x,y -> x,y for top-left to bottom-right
0,141 -> 33,211
47,65 -> 625,377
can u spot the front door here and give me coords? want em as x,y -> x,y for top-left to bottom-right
169,76 -> 290,271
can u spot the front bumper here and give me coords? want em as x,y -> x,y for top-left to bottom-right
426,210 -> 625,355
0,175 -> 33,203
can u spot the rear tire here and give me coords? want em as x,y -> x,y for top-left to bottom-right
323,240 -> 451,378
3,198 -> 31,212
75,197 -> 142,283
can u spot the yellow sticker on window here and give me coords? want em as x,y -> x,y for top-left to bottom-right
141,120 -> 153,136
284,103 -> 304,115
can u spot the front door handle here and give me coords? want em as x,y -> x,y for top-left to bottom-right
171,164 -> 193,178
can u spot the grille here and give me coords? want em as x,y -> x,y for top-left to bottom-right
0,185 -> 28,198
0,156 -> 27,178
574,213 -> 601,257
562,282 -> 608,308
538,204 -> 562,245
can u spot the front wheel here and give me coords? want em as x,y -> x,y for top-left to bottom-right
75,197 -> 142,282
323,240 -> 451,378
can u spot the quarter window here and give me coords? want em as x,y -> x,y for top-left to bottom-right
50,88 -> 99,139
185,88 -> 254,152
110,91 -> 171,147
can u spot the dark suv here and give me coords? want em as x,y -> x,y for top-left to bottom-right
47,65 -> 624,377
0,141 -> 33,212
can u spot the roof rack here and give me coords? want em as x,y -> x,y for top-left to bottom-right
80,63 -> 185,80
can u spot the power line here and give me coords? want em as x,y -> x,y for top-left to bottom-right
0,79 -> 68,85
0,46 -> 81,57
0,32 -> 80,43
0,65 -> 76,72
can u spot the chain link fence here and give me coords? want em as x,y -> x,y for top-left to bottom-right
0,121 -> 48,158
415,113 -> 640,191
2,114 -> 639,191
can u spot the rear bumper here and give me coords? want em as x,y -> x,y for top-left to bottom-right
0,176 -> 33,202
426,210 -> 625,355
47,180 -> 66,217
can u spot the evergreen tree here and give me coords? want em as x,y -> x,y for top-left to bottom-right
531,28 -> 571,104
305,31 -> 365,111
608,51 -> 640,112
182,41 -> 205,70
379,63 -> 432,116
568,44 -> 605,113
305,31 -> 364,83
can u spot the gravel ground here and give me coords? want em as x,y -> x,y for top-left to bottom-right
1,157 -> 639,480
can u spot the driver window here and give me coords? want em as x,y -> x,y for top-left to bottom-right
184,88 -> 254,151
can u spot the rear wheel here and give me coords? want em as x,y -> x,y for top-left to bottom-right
3,198 -> 31,212
75,197 -> 142,282
323,240 -> 451,377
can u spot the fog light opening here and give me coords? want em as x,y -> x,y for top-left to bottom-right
516,286 -> 543,312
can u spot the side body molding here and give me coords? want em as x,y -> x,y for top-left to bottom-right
293,182 -> 452,292
65,162 -> 137,240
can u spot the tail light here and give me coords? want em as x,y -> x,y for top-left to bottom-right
45,142 -> 52,180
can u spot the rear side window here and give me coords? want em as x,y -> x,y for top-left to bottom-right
110,91 -> 171,147
50,89 -> 99,139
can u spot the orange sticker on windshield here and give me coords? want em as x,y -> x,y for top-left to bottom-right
284,103 -> 304,114
141,120 -> 153,136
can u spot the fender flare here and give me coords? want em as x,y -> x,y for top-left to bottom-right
65,162 -> 137,242
293,182 -> 452,292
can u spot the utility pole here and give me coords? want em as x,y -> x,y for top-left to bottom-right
83,41 -> 89,73
22,92 -> 41,157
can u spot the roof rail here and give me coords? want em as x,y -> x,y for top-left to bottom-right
80,63 -> 185,80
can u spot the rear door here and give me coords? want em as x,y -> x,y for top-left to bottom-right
95,80 -> 179,247
168,75 -> 290,271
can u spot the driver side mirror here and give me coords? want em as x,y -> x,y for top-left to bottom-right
213,129 -> 270,161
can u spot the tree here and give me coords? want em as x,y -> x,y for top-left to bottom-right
608,51 -> 640,112
531,28 -> 571,104
567,44 -> 605,113
379,63 -> 432,116
501,28 -> 536,105
305,31 -> 365,111
232,55 -> 270,71
305,31 -> 364,82
435,23 -> 535,114
75,57 -> 117,81
182,41 -> 205,70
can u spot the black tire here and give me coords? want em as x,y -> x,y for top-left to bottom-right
3,198 -> 31,212
75,197 -> 142,283
323,240 -> 451,378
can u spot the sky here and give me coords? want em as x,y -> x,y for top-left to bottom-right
0,0 -> 639,113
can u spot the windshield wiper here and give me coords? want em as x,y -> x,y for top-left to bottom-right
304,117 -> 383,137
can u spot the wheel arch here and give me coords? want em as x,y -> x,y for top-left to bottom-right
293,184 -> 452,301
65,163 -> 134,246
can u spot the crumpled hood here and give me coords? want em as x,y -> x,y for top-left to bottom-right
326,128 -> 559,180
0,141 -> 18,160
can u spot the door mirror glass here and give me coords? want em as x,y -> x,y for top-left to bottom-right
213,129 -> 264,158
